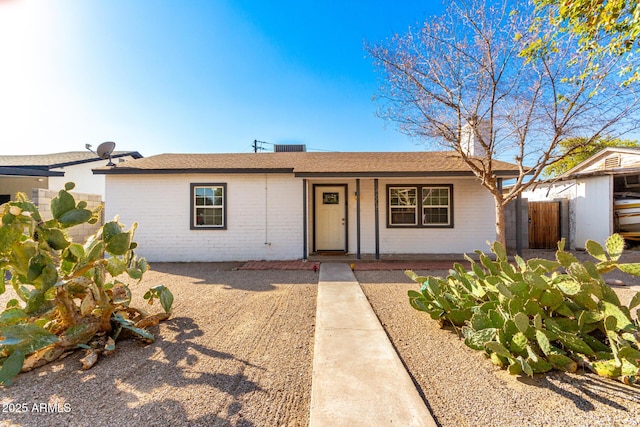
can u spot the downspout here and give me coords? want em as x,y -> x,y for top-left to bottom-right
356,178 -> 361,260
264,174 -> 270,246
374,178 -> 380,260
303,179 -> 308,260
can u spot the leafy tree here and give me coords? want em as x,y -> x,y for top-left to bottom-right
544,137 -> 639,177
0,183 -> 173,386
367,0 -> 640,246
529,0 -> 640,84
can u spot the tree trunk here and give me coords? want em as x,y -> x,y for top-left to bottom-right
494,196 -> 506,247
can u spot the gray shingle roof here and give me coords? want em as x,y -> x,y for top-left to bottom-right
0,151 -> 142,168
93,151 -> 522,177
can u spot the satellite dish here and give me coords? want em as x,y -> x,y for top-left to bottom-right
96,141 -> 116,166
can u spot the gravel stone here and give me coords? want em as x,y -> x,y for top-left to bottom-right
358,265 -> 640,427
0,265 -> 317,427
2,249 -> 640,427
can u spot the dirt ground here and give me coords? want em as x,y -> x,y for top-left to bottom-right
0,264 -> 318,427
358,261 -> 640,427
1,250 -> 640,427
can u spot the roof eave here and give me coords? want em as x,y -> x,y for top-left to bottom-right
93,167 -> 295,175
0,167 -> 65,177
294,171 -> 520,178
50,152 -> 143,169
568,167 -> 640,179
94,169 -> 521,177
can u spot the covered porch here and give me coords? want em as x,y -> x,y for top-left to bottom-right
299,173 -> 503,260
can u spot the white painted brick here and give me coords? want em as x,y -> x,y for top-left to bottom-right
105,174 -> 304,262
30,189 -> 104,245
106,174 -> 498,261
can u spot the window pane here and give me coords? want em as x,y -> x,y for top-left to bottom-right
423,187 -> 449,206
196,207 -> 223,226
323,192 -> 339,204
213,187 -> 223,205
196,187 -> 213,198
195,207 -> 207,225
390,188 -> 417,206
196,186 -> 223,207
391,207 -> 417,225
423,207 -> 449,225
212,209 -> 223,226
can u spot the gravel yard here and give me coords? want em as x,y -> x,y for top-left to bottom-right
1,249 -> 640,427
358,263 -> 640,427
0,264 -> 317,427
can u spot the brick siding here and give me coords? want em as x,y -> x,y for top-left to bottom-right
31,188 -> 104,245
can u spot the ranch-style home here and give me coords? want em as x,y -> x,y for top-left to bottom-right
93,151 -> 520,262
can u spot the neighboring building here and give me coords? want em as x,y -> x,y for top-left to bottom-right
94,151 -> 520,262
523,147 -> 640,250
0,151 -> 142,202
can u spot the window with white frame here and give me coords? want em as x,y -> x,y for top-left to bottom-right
389,187 -> 418,225
387,184 -> 453,228
422,186 -> 451,225
191,183 -> 226,229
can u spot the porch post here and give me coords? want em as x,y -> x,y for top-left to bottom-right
374,178 -> 380,260
302,179 -> 308,260
356,178 -> 361,260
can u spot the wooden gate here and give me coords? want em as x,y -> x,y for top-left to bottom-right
528,201 -> 560,249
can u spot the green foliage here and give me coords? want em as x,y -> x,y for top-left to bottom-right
144,285 -> 174,315
528,0 -> 640,84
0,184 -> 173,386
407,234 -> 640,385
544,137 -> 638,177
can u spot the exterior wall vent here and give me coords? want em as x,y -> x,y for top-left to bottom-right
274,144 -> 307,152
604,155 -> 620,169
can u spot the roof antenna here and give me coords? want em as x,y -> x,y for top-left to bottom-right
86,141 -> 116,166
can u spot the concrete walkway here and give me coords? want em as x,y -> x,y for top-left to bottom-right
310,263 -> 437,427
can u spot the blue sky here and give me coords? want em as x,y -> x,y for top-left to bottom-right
0,0 -> 445,156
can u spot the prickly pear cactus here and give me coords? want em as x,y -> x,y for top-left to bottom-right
407,235 -> 640,385
0,183 -> 173,386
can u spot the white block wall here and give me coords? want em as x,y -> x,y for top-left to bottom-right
50,155 -> 139,200
105,173 -> 304,262
376,178 -> 496,253
32,188 -> 104,245
309,177 -> 496,255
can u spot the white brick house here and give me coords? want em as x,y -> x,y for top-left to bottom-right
94,152 -> 521,262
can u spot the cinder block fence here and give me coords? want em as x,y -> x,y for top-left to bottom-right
31,188 -> 104,245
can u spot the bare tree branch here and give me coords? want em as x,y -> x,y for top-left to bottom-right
367,0 -> 640,245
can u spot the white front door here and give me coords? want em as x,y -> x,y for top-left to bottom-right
315,186 -> 346,251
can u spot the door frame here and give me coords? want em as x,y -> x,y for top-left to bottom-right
312,183 -> 348,253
